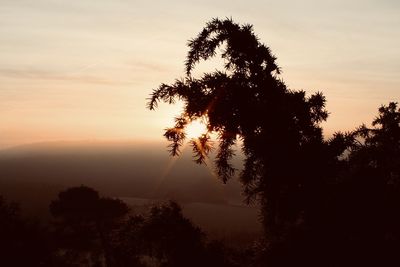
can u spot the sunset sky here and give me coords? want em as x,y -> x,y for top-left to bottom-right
1,0 -> 399,149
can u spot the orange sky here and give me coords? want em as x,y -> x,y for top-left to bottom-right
1,0 -> 399,149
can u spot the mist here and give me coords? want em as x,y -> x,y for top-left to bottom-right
0,140 -> 261,241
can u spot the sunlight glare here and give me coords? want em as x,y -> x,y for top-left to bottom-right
185,119 -> 208,139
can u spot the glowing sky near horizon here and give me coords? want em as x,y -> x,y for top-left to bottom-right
1,0 -> 399,148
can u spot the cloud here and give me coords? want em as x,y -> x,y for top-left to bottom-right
0,68 -> 133,85
125,60 -> 170,73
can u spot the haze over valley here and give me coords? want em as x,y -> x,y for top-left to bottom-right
0,140 -> 260,241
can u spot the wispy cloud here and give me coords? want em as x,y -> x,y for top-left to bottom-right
0,68 -> 132,85
125,60 -> 170,73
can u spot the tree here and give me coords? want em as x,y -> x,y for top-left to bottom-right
352,102 -> 400,175
329,102 -> 400,266
114,214 -> 147,267
147,18 -> 348,263
50,186 -> 129,267
116,201 -> 229,267
141,201 -> 205,267
0,196 -> 54,266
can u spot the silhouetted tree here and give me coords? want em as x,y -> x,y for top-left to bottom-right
141,201 -> 205,267
50,186 -> 129,267
147,18 -> 350,265
117,201 -> 253,267
114,214 -> 147,267
352,102 -> 400,175
0,196 -> 54,266
204,239 -> 255,267
325,102 -> 400,266
115,201 -> 242,267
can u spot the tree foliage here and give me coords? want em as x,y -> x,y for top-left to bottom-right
148,17 -> 330,184
116,201 -> 244,267
147,18 -> 348,237
50,185 -> 129,267
0,196 -> 54,266
334,102 -> 400,266
147,18 -> 400,266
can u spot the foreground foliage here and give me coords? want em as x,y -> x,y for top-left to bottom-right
1,18 -> 399,267
148,18 -> 400,266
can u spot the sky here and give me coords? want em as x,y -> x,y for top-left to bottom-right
1,0 -> 399,149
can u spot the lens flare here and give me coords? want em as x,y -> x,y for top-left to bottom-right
185,119 -> 207,139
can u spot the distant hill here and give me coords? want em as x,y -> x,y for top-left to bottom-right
0,140 -> 245,204
0,141 -> 261,240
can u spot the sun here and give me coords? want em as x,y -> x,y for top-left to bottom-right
185,119 -> 208,139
